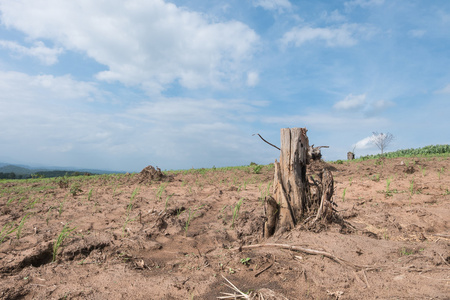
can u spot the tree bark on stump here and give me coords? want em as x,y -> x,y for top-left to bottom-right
271,128 -> 309,234
264,127 -> 335,238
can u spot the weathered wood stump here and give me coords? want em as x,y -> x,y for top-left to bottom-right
264,128 -> 335,238
347,152 -> 355,160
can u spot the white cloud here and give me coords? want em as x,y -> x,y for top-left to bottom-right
281,24 -> 361,48
0,70 -> 271,170
0,0 -> 259,93
353,135 -> 375,150
435,83 -> 450,94
321,10 -> 346,23
0,71 -> 99,102
0,40 -> 63,65
246,71 -> 259,87
367,99 -> 394,114
333,94 -> 394,115
408,29 -> 426,38
252,0 -> 292,12
345,0 -> 384,9
334,94 -> 366,110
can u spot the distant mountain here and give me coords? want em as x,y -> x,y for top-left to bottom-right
0,165 -> 34,175
0,162 -> 123,177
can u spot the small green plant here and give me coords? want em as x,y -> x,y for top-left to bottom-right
231,198 -> 243,228
438,167 -> 444,180
58,201 -> 65,217
46,207 -> 54,225
16,213 -> 32,239
386,176 -> 393,193
53,223 -> 76,262
164,193 -> 175,211
130,187 -> 139,204
184,205 -> 204,235
70,183 -> 82,196
371,174 -> 380,182
26,197 -> 40,210
349,177 -> 353,186
409,179 -> 414,197
87,188 -> 93,201
0,221 -> 17,244
252,165 -> 263,174
399,247 -> 415,256
58,176 -> 69,188
335,160 -> 344,164
240,257 -> 251,265
342,187 -> 347,202
156,183 -> 167,201
418,165 -> 426,177
184,208 -> 193,235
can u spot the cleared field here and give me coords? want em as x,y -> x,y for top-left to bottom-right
1,156 -> 449,299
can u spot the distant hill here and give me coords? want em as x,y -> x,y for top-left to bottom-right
0,162 -> 123,179
0,165 -> 34,175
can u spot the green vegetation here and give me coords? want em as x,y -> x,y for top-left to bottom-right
353,144 -> 450,161
53,223 -> 76,262
231,198 -> 243,228
0,221 -> 17,243
16,213 -> 32,239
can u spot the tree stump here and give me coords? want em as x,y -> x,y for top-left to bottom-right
264,127 -> 335,237
347,152 -> 355,160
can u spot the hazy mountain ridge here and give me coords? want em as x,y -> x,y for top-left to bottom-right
0,162 -> 123,176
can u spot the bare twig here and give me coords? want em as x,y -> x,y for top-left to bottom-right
232,243 -> 373,270
438,252 -> 450,267
253,134 -> 280,151
218,275 -> 250,299
362,269 -> 370,288
254,263 -> 273,277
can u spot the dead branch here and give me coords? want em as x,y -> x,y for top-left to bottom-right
232,243 -> 373,271
253,133 -> 280,151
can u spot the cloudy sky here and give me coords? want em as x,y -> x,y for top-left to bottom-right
0,0 -> 449,172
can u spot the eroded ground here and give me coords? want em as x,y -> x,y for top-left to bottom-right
0,157 -> 449,299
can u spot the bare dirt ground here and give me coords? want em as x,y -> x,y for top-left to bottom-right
1,157 -> 449,299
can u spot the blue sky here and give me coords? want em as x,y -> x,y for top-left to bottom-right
0,0 -> 449,172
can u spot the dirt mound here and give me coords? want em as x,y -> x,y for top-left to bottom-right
136,165 -> 167,183
307,159 -> 338,174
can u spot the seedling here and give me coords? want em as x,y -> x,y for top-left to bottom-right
0,221 -> 17,244
371,174 -> 380,182
164,193 -> 175,211
184,204 -> 204,235
184,208 -> 193,235
418,165 -> 426,177
231,198 -> 243,228
130,187 -> 139,204
399,247 -> 415,256
240,257 -> 251,265
252,165 -> 263,174
53,223 -> 76,262
386,176 -> 393,193
409,179 -> 415,197
16,213 -> 32,239
70,183 -> 82,196
156,183 -> 167,201
87,188 -> 93,201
